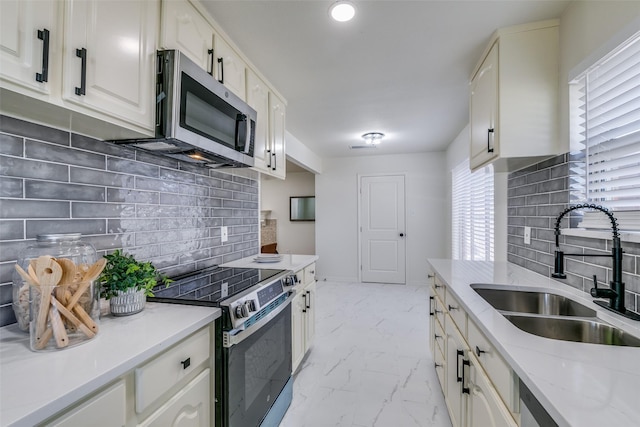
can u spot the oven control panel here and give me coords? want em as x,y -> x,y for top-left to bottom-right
224,276 -> 286,329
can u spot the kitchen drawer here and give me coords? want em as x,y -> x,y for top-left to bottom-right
135,327 -> 211,414
46,380 -> 126,427
303,263 -> 316,285
434,341 -> 446,392
138,369 -> 210,427
467,319 -> 517,412
434,316 -> 446,357
433,275 -> 446,299
446,288 -> 467,337
433,293 -> 446,328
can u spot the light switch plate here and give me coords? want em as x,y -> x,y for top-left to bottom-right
221,226 -> 228,243
221,282 -> 228,298
524,226 -> 531,245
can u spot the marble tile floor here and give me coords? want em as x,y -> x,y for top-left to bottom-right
280,281 -> 453,427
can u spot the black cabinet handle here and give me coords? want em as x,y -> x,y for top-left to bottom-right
475,346 -> 486,357
434,362 -> 443,368
35,29 -> 50,83
266,149 -> 272,168
181,357 -> 191,370
462,359 -> 470,394
429,296 -> 434,316
302,293 -> 307,313
456,350 -> 464,382
487,128 -> 495,153
75,48 -> 87,96
399,233 -> 404,237
217,57 -> 224,84
306,290 -> 311,309
434,284 -> 443,289
207,48 -> 214,76
448,304 -> 458,311
434,334 -> 442,341
272,150 -> 276,171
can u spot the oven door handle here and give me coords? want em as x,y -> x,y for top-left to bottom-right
223,290 -> 296,348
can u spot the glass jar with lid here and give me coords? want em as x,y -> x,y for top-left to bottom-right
12,234 -> 101,351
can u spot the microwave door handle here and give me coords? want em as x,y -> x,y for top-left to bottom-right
244,118 -> 252,154
234,114 -> 243,150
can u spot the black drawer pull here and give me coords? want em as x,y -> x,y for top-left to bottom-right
207,48 -> 214,76
181,357 -> 191,370
217,57 -> 224,84
456,350 -> 464,382
462,359 -> 470,394
487,128 -> 495,153
36,29 -> 50,82
75,48 -> 87,96
448,304 -> 458,311
475,346 -> 487,357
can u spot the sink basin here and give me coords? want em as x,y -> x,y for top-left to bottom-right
472,286 -> 596,317
503,315 -> 640,347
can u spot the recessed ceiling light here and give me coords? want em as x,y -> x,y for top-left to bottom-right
362,132 -> 384,145
329,1 -> 356,22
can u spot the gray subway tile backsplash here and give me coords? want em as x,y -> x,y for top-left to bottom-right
507,154 -> 640,315
0,115 -> 259,327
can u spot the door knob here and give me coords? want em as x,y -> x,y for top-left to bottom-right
399,233 -> 404,237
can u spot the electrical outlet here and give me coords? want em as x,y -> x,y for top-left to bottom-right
524,226 -> 531,245
221,282 -> 228,298
221,226 -> 228,243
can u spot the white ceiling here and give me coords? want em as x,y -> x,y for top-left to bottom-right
201,0 -> 570,160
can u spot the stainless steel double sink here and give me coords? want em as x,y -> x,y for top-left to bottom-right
471,284 -> 640,347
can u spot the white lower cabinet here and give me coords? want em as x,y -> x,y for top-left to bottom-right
46,380 -> 127,427
138,369 -> 210,427
291,263 -> 317,373
41,325 -> 214,427
429,278 -> 518,427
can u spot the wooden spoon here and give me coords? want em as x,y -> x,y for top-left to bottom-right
65,258 -> 106,312
34,256 -> 62,347
55,258 -> 77,304
15,264 -> 37,286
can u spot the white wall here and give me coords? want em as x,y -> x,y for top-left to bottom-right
261,171 -> 316,255
316,152 -> 447,284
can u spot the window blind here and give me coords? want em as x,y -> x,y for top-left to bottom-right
452,160 -> 494,261
571,31 -> 640,213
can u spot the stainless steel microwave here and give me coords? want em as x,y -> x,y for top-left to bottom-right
114,50 -> 256,168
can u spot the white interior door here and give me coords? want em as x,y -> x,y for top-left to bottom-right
360,175 -> 406,284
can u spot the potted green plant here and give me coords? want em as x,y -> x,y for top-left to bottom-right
99,250 -> 172,316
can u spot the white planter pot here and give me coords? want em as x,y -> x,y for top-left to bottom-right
109,288 -> 146,316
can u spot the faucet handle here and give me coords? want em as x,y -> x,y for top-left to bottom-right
590,275 -> 599,297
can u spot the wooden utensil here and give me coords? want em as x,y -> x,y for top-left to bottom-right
34,256 -> 62,347
55,258 -> 77,305
51,296 -> 95,338
27,264 -> 40,285
49,305 -> 68,348
14,264 -> 37,286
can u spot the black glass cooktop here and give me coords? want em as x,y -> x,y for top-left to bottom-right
148,266 -> 284,306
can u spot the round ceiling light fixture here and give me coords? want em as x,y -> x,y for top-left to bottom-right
362,132 -> 385,145
329,1 -> 356,22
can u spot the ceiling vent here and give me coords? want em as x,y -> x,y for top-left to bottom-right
349,144 -> 377,150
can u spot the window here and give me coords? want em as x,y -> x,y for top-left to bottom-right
570,30 -> 640,230
452,160 -> 494,261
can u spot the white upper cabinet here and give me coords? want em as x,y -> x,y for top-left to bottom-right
160,0 -> 216,74
62,0 -> 157,131
268,92 -> 287,179
214,36 -> 247,101
246,69 -> 270,171
469,20 -> 561,172
0,0 -> 157,137
0,0 -> 59,97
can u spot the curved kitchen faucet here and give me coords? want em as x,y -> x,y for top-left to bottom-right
552,203 -> 640,321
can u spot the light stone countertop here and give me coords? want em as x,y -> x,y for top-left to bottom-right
427,259 -> 640,427
221,253 -> 318,273
0,303 -> 220,427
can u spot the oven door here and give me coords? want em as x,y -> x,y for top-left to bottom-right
220,294 -> 292,427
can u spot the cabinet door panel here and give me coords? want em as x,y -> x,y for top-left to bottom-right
48,380 -> 126,427
304,281 -> 316,348
246,70 -> 270,171
138,369 -> 211,427
470,42 -> 498,170
268,92 -> 286,179
0,0 -> 58,95
161,0 -> 214,72
63,0 -> 156,130
467,356 -> 517,427
445,317 -> 466,427
291,292 -> 306,373
214,36 -> 246,101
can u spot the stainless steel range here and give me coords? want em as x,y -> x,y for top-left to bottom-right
149,266 -> 294,427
